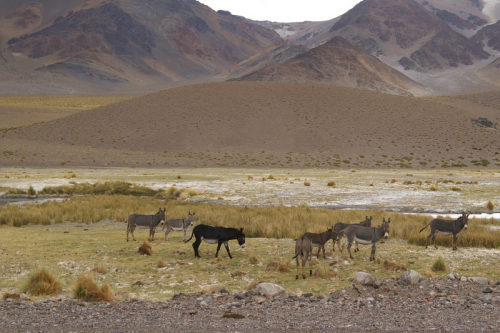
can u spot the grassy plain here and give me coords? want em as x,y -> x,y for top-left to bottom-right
1,217 -> 500,302
1,167 -> 500,301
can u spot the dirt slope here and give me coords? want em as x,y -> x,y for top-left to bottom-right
1,82 -> 499,169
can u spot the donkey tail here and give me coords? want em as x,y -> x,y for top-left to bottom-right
184,229 -> 195,243
419,223 -> 430,233
292,236 -> 305,259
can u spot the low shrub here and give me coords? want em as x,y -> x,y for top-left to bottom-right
92,266 -> 106,274
73,273 -> 116,302
138,240 -> 153,256
22,268 -> 61,296
432,256 -> 446,272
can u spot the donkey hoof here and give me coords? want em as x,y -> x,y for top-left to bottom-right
303,276 -> 306,279
296,275 -> 299,279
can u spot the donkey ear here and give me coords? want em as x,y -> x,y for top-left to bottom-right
240,228 -> 244,232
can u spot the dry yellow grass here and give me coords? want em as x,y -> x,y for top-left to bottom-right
73,273 -> 116,302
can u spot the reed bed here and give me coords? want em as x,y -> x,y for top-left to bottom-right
1,195 -> 499,247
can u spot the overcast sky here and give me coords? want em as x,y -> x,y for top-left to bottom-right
197,0 -> 363,22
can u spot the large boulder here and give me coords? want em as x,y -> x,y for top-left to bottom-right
354,272 -> 375,286
398,270 -> 422,285
256,283 -> 287,298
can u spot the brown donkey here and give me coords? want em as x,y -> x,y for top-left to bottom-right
420,213 -> 469,250
301,227 -> 336,259
292,236 -> 313,279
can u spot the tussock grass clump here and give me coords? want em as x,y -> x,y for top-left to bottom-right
314,266 -> 337,279
157,261 -> 168,268
425,270 -> 436,278
73,273 -> 116,302
327,181 -> 335,187
138,240 -> 153,256
2,292 -> 20,300
303,181 -> 311,186
231,270 -> 247,277
165,187 -> 200,200
277,261 -> 293,272
432,256 -> 446,272
383,260 -> 407,271
92,266 -> 106,274
27,186 -> 36,196
22,268 -> 62,296
248,255 -> 259,264
487,201 -> 494,211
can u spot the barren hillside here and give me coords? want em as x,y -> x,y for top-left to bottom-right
1,82 -> 499,169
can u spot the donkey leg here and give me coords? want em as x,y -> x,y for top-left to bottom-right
224,241 -> 233,259
308,253 -> 312,276
370,244 -> 376,261
193,240 -> 201,258
432,232 -> 438,249
453,234 -> 458,251
347,242 -> 354,260
131,229 -> 136,242
296,256 -> 300,279
215,242 -> 223,258
302,258 -> 306,279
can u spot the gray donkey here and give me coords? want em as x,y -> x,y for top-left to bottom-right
292,236 -> 313,279
339,218 -> 390,261
126,208 -> 166,242
333,216 -> 372,252
419,213 -> 469,250
164,211 -> 195,241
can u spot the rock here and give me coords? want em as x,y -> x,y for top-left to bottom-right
461,276 -> 468,282
470,277 -> 489,285
373,279 -> 384,289
234,293 -> 246,300
483,287 -> 494,294
355,272 -> 374,286
256,283 -> 287,298
220,289 -> 229,295
302,293 -> 313,298
398,270 -> 422,285
448,273 -> 455,280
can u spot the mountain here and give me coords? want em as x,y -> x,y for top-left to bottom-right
328,0 -> 490,71
245,0 -> 500,95
1,0 -> 500,95
0,0 -> 282,93
231,37 -> 427,96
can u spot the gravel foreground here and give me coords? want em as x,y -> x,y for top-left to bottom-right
2,277 -> 500,332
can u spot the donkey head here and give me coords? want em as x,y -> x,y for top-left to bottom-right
362,216 -> 373,227
187,211 -> 195,226
158,208 -> 166,225
237,228 -> 246,248
460,213 -> 469,230
382,218 -> 391,239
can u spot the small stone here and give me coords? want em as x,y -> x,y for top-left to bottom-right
470,277 -> 489,285
483,287 -> 494,294
234,293 -> 246,300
